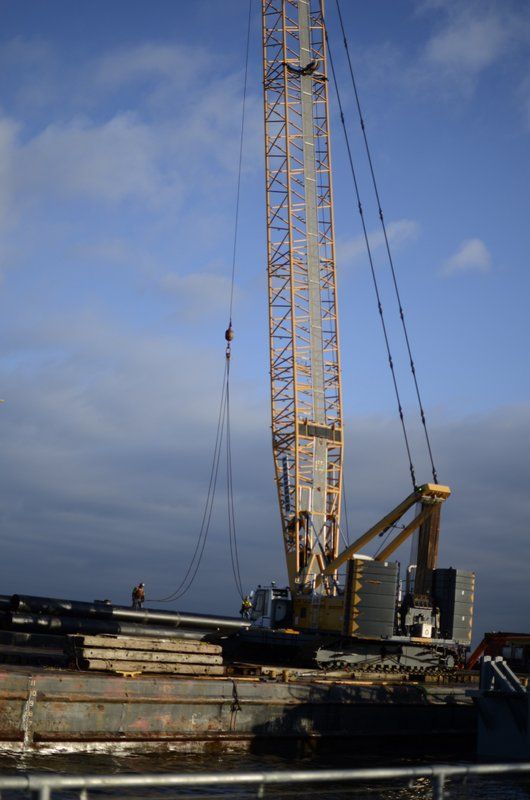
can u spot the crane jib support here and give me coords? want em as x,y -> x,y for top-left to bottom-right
262,0 -> 343,593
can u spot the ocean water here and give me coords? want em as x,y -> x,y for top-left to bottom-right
0,751 -> 529,799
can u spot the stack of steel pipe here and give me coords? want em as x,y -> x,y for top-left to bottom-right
8,594 -> 250,640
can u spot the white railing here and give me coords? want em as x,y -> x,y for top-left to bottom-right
0,762 -> 529,800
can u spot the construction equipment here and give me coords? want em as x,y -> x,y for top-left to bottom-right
243,0 -> 475,672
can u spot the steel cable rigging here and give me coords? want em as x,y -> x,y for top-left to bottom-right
226,339 -> 244,600
323,15 -> 418,491
149,1 -> 252,603
149,360 -> 230,603
224,0 -> 253,601
334,0 -> 439,485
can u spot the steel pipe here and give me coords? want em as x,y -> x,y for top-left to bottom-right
10,594 -> 249,631
1,762 -> 530,793
8,613 -> 212,640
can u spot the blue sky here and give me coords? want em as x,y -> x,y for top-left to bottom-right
0,0 -> 529,642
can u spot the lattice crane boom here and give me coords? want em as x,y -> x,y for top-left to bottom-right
262,0 -> 343,595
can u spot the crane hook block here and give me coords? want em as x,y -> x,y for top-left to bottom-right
225,326 -> 234,343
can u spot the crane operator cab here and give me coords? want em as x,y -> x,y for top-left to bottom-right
249,583 -> 293,629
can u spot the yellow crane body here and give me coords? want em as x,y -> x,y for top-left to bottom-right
255,2 -> 474,663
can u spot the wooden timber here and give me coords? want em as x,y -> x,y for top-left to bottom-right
79,659 -> 225,675
70,634 -> 221,654
69,632 -> 225,677
78,648 -> 223,665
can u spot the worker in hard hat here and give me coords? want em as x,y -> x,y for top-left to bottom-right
132,582 -> 145,610
240,595 -> 252,619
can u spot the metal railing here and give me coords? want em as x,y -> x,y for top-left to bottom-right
0,762 -> 529,800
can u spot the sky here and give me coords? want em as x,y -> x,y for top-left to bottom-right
0,0 -> 529,644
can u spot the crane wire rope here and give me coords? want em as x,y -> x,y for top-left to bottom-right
228,0 -> 253,327
226,351 -> 244,599
149,0 -> 253,603
322,12 -> 418,491
373,522 -> 406,559
334,0 -> 439,484
148,361 -> 229,603
339,482 -> 351,547
224,0 -> 253,600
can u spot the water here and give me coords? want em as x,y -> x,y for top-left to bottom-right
0,751 -> 529,799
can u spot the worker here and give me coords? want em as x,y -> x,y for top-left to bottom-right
240,595 -> 252,620
131,582 -> 145,610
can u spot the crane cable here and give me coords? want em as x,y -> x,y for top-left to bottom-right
149,1 -> 252,603
334,0 -> 439,485
340,483 -> 351,547
229,0 -> 252,327
226,342 -> 244,599
322,15 -> 418,491
149,360 -> 229,603
224,0 -> 252,601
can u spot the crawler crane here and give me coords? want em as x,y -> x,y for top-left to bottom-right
242,0 -> 474,673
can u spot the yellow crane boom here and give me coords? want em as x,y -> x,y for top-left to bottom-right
262,0 -> 343,595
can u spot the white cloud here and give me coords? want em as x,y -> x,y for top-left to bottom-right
0,117 -> 19,227
0,37 -> 262,232
361,2 -> 530,106
424,13 -> 512,75
15,112 -> 175,208
91,41 -> 263,181
337,219 -> 420,269
442,238 -> 492,276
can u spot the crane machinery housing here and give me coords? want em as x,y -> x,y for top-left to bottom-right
238,0 -> 475,673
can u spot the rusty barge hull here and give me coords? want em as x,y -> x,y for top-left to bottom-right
0,665 -> 476,754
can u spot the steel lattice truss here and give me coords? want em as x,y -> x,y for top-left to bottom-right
261,0 -> 343,593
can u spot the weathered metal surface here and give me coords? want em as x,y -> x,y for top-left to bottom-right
0,630 -> 67,649
0,664 -> 476,753
0,643 -> 69,669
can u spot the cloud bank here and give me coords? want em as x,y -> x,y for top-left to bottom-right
0,307 -> 528,643
442,238 -> 492,276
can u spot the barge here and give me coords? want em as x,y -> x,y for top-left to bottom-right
0,663 -> 476,755
0,593 -> 477,755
